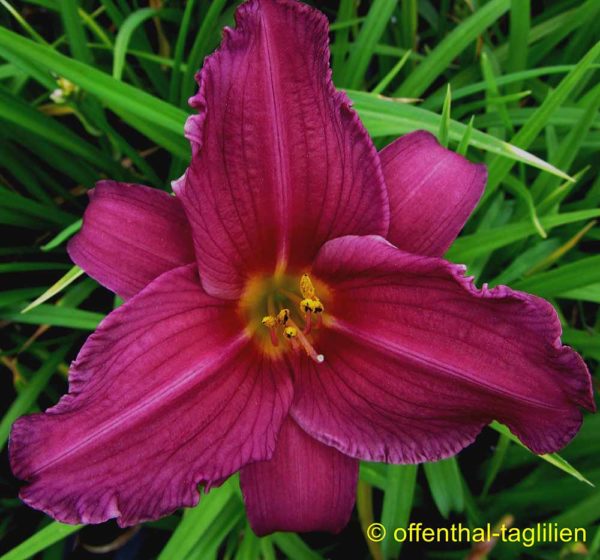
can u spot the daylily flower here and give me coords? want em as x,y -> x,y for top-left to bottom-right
10,0 -> 594,536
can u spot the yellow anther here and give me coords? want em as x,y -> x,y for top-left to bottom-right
312,299 -> 324,313
277,308 -> 290,325
261,315 -> 277,328
300,274 -> 316,299
300,298 -> 324,314
284,326 -> 297,339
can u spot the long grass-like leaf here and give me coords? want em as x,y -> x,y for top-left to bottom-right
0,27 -> 187,136
447,209 -> 600,261
396,0 -> 510,97
0,522 -> 82,560
338,0 -> 398,89
0,346 -> 69,451
348,90 -> 572,180
423,458 -> 464,518
482,40 -> 600,201
490,422 -> 593,487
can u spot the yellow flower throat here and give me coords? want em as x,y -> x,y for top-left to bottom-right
239,273 -> 328,363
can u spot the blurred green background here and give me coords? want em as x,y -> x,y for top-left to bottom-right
0,0 -> 598,558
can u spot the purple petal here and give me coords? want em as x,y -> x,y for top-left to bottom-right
380,131 -> 487,257
240,417 -> 358,535
174,0 -> 389,299
289,235 -> 594,462
68,181 -> 195,300
10,265 -> 292,526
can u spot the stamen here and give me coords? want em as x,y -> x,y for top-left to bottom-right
261,316 -> 277,328
303,312 -> 312,335
316,313 -> 323,329
300,274 -> 316,299
284,326 -> 297,339
277,308 -> 290,325
288,319 -> 325,364
261,315 -> 279,347
254,274 -> 326,361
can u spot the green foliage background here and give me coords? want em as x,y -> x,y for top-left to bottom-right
0,0 -> 598,558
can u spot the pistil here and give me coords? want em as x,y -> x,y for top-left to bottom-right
286,318 -> 325,363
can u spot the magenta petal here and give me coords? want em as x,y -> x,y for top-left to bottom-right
174,0 -> 389,299
9,265 -> 292,526
240,417 -> 358,535
68,181 -> 195,299
380,131 -> 487,257
290,236 -> 594,462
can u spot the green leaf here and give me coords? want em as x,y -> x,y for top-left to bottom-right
490,239 -> 561,286
158,479 -> 238,560
0,522 -> 82,560
502,176 -> 547,238
111,105 -> 189,159
331,0 -> 356,77
338,0 -> 399,89
168,0 -> 197,104
512,255 -> 600,297
396,0 -> 510,97
0,304 -> 103,330
185,498 -> 244,560
380,465 -> 418,559
423,65 -> 599,110
481,433 -> 511,497
0,262 -> 71,273
0,288 -> 45,307
0,346 -> 69,451
179,0 -> 228,108
359,462 -> 387,490
113,8 -> 158,80
371,49 -> 411,95
272,534 -> 323,560
0,186 -> 75,227
446,209 -> 600,261
235,526 -> 260,560
399,0 -> 417,51
457,115 -> 475,156
0,0 -> 48,44
348,90 -> 573,180
423,457 -> 464,518
563,328 -> 600,361
505,0 -> 530,96
22,266 -> 84,313
438,84 -> 451,147
0,27 -> 187,137
482,40 -> 600,201
552,492 -> 600,528
60,0 -> 93,64
41,219 -> 82,251
559,283 -> 600,304
0,87 -> 116,172
490,422 -> 593,487
531,84 -> 600,201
